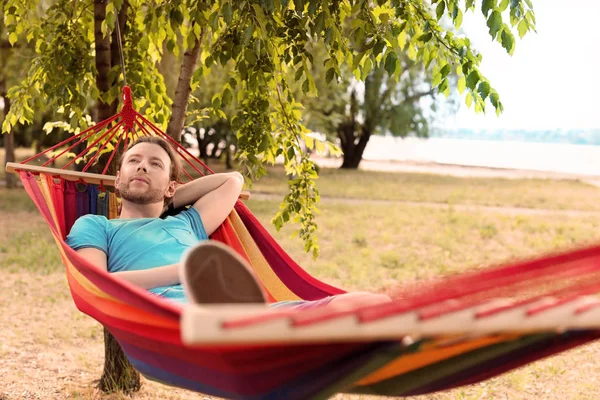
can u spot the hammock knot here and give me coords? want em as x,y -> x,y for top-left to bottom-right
121,86 -> 136,131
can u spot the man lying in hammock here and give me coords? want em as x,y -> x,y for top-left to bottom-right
66,136 -> 391,310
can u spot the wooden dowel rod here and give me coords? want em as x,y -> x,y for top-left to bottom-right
5,162 -> 115,186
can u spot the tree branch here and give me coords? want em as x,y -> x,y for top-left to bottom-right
404,88 -> 436,103
166,29 -> 204,141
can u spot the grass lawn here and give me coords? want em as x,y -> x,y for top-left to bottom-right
250,165 -> 600,212
3,163 -> 600,399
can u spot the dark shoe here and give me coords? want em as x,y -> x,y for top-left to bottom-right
180,240 -> 267,304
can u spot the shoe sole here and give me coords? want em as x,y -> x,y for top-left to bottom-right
180,241 -> 266,304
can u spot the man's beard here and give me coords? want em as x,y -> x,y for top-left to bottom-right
117,180 -> 165,205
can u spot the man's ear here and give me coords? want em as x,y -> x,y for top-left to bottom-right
114,171 -> 120,187
165,180 -> 176,199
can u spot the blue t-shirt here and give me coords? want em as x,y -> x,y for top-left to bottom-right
65,207 -> 208,303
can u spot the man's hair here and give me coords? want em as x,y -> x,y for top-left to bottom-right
118,136 -> 181,182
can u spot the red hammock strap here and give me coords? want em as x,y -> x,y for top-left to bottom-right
21,114 -> 119,165
18,86 -> 216,182
63,120 -> 124,170
100,126 -> 127,176
82,119 -> 126,172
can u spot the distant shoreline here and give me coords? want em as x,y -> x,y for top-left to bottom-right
310,156 -> 600,186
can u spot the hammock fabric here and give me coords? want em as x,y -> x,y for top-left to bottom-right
9,87 -> 600,399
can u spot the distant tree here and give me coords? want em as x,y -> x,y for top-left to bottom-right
301,44 -> 450,169
185,63 -> 239,169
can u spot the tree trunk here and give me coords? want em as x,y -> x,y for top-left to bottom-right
195,127 -> 210,165
3,129 -> 15,188
166,33 -> 203,141
94,2 -> 140,392
94,0 -> 113,124
339,125 -> 371,169
225,138 -> 233,170
1,78 -> 16,188
97,327 -> 141,394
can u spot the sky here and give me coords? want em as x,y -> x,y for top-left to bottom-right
447,0 -> 600,131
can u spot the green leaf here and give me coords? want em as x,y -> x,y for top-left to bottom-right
440,63 -> 451,78
352,52 -> 366,71
172,10 -> 184,25
465,91 -> 473,108
361,57 -> 373,80
457,76 -> 466,94
8,32 -> 17,46
302,79 -> 309,94
417,32 -> 433,42
466,0 -> 475,10
487,10 -> 502,38
477,81 -> 491,100
325,67 -> 335,84
186,32 -> 196,50
517,19 -> 528,38
436,1 -> 445,21
353,27 -> 365,46
222,87 -> 233,106
252,4 -> 268,31
500,28 -> 515,54
466,70 -> 480,90
438,78 -> 449,93
490,92 -> 500,108
462,60 -> 473,75
373,41 -> 385,57
498,0 -> 509,12
384,51 -> 398,76
209,11 -> 219,30
245,48 -> 257,64
222,3 -> 233,25
139,35 -> 149,50
454,8 -> 463,29
294,66 -> 304,81
243,25 -> 254,44
490,92 -> 503,115
273,215 -> 283,230
212,94 -> 221,109
431,73 -> 442,88
481,0 -> 494,17
314,12 -> 325,34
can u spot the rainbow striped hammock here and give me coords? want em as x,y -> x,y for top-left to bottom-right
7,87 -> 600,399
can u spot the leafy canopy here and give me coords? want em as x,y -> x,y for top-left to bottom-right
2,0 -> 536,257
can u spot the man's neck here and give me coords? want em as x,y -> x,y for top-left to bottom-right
119,200 -> 164,219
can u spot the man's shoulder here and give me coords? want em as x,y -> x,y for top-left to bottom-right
72,214 -> 109,231
66,214 -> 110,249
78,214 -> 109,224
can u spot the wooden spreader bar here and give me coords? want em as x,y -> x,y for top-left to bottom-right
5,162 -> 250,200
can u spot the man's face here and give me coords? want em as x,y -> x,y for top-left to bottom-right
115,143 -> 174,205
